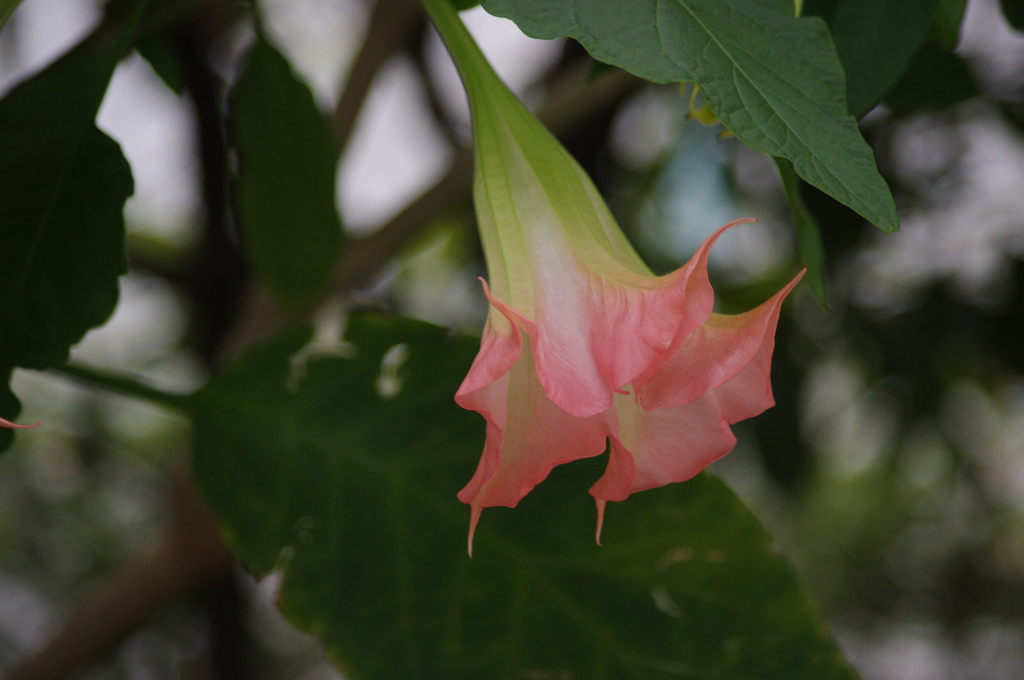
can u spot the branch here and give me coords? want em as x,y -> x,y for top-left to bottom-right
8,464 -> 234,680
330,0 -> 423,153
334,64 -> 642,293
53,363 -> 191,411
221,63 -> 642,359
219,63 -> 641,361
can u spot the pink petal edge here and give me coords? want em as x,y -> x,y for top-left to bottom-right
0,417 -> 40,429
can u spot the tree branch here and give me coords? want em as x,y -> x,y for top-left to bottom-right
330,0 -> 423,153
334,64 -> 642,293
221,65 -> 642,358
53,363 -> 191,411
8,464 -> 235,680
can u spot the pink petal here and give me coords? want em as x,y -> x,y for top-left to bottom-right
456,336 -> 609,556
0,416 -> 40,429
456,279 -> 524,401
589,389 -> 739,544
638,268 -> 806,410
457,218 -> 749,419
588,269 -> 805,539
527,219 -> 753,418
590,390 -> 738,503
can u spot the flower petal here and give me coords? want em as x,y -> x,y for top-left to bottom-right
0,416 -> 40,429
590,390 -> 738,504
457,335 -> 609,555
455,279 -> 524,401
638,268 -> 805,410
588,269 -> 804,539
527,219 -> 750,418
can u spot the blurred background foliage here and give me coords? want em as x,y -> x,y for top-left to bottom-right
0,0 -> 1023,678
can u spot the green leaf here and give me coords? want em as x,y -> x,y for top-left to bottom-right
135,36 -> 184,94
930,0 -> 968,49
0,0 -> 24,31
478,0 -> 898,233
191,313 -> 860,680
801,0 -> 838,21
230,37 -> 343,308
1000,0 -> 1024,31
775,157 -> 827,308
827,0 -> 936,118
883,44 -> 978,115
0,46 -> 133,370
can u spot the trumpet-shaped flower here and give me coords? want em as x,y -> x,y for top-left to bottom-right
424,0 -> 804,553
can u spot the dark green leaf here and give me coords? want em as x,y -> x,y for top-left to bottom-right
192,313 -> 860,680
930,0 -> 968,49
0,0 -> 24,31
775,157 -> 827,308
801,0 -> 838,21
231,38 -> 342,308
588,58 -> 618,81
884,44 -> 978,115
827,0 -> 936,118
0,46 -> 133,370
479,0 -> 898,233
136,36 -> 184,93
1000,0 -> 1024,31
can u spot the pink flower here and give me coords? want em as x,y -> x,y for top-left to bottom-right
424,0 -> 804,554
457,229 -> 804,553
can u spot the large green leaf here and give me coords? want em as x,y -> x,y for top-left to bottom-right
230,37 -> 342,308
191,314 -> 860,680
479,0 -> 898,233
883,44 -> 978,115
0,46 -> 132,371
930,0 -> 968,49
826,0 -> 936,118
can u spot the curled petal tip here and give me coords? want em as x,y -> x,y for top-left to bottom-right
594,498 -> 607,546
467,504 -> 483,558
0,417 -> 40,429
725,217 -> 758,227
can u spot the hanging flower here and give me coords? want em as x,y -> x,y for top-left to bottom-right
456,240 -> 804,552
424,0 -> 804,554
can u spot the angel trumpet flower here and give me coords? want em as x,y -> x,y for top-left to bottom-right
424,0 -> 804,554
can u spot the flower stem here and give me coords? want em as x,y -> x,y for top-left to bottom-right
53,362 -> 192,412
420,0 -> 500,112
